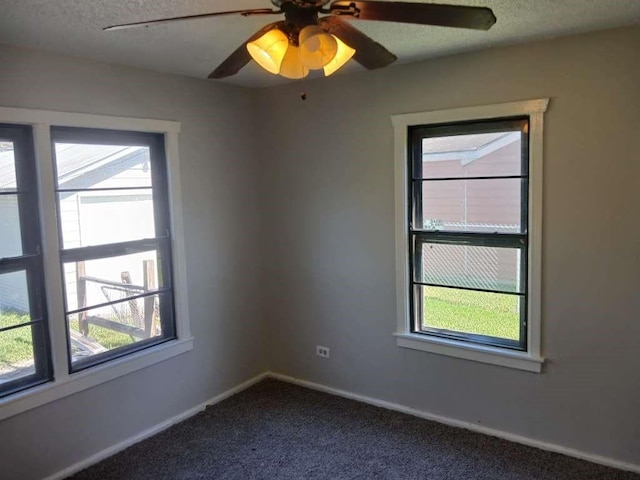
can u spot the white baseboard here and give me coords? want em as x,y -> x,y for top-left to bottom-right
268,372 -> 640,475
44,372 -> 269,480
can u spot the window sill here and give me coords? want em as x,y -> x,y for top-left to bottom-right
394,333 -> 543,372
0,337 -> 194,421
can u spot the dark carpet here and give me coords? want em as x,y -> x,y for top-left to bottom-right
69,379 -> 639,480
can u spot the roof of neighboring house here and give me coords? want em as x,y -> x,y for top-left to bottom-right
422,132 -> 520,164
0,144 -> 149,190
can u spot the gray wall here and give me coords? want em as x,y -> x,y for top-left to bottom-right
0,45 -> 268,479
258,26 -> 640,465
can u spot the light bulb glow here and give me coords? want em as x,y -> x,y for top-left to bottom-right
279,45 -> 309,79
246,28 -> 289,74
323,36 -> 355,76
299,25 -> 338,70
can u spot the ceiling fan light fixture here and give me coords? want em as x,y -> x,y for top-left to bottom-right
323,35 -> 355,76
106,1 -> 498,81
279,45 -> 309,79
299,24 -> 338,70
246,28 -> 289,74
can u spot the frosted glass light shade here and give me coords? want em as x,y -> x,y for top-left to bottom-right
246,28 -> 289,74
279,45 -> 309,79
299,25 -> 338,70
323,36 -> 355,76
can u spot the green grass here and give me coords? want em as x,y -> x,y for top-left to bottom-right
69,319 -> 133,351
3,288 -> 519,370
0,313 -> 33,369
423,287 -> 520,340
0,313 -> 134,371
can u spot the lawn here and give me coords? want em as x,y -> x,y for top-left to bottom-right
69,319 -> 133,351
0,313 -> 33,370
423,286 -> 520,340
0,313 -> 133,371
3,288 -> 519,370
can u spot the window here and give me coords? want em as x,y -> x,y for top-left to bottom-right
410,118 -> 529,349
0,107 -> 192,418
392,100 -> 548,372
0,124 -> 52,396
51,128 -> 176,372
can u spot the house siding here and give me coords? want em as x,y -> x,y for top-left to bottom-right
420,141 -> 522,291
0,196 -> 27,312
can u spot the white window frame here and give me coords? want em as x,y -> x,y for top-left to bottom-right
391,99 -> 548,372
0,106 -> 193,420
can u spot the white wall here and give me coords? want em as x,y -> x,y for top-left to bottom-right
0,45 -> 267,479
258,26 -> 640,466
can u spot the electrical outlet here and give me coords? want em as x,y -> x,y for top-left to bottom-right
316,345 -> 330,358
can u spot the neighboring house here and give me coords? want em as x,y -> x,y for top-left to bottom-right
420,132 -> 522,292
0,144 -> 155,314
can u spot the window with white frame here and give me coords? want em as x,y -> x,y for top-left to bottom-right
392,100 -> 548,372
0,107 -> 192,416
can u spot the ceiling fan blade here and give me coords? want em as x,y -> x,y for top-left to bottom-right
103,8 -> 280,32
208,22 -> 285,79
319,16 -> 397,70
329,1 -> 496,30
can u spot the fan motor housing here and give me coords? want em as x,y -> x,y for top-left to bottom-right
271,0 -> 331,8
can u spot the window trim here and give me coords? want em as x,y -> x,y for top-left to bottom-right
391,99 -> 548,372
0,106 -> 193,420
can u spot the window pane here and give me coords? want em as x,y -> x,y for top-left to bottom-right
0,271 -> 31,325
0,194 -> 23,257
63,250 -> 164,312
418,132 -> 522,179
415,243 -> 523,293
0,325 -> 35,384
0,142 -> 17,192
58,190 -> 155,248
68,293 -> 164,363
419,285 -> 521,341
54,143 -> 152,190
415,178 -> 524,233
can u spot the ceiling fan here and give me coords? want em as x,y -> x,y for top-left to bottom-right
104,1 -> 496,80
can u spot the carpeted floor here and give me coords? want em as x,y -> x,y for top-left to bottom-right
69,379 -> 639,479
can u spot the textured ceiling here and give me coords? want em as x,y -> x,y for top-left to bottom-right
1,0 -> 639,88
